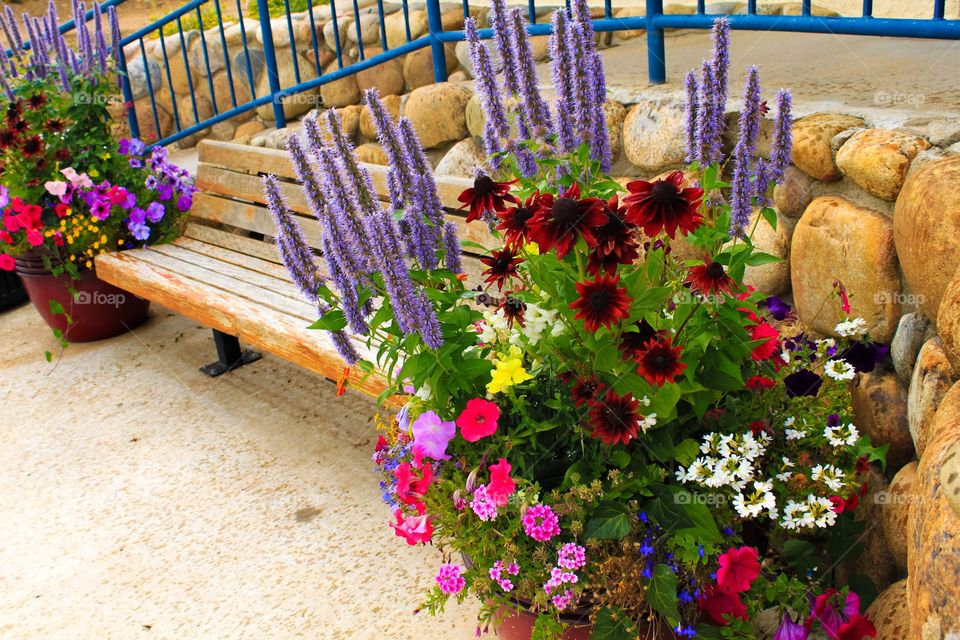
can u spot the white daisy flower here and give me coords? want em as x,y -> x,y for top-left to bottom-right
781,501 -> 808,530
783,416 -> 796,428
785,428 -> 808,441
639,413 -> 657,432
835,317 -> 868,338
807,495 -> 838,528
825,359 -> 856,381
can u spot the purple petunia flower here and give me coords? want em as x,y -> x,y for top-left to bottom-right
128,220 -> 150,241
156,184 -> 172,201
90,198 -> 111,221
176,194 -> 192,212
145,175 -> 158,190
784,369 -> 823,398
145,201 -> 165,223
761,295 -> 792,320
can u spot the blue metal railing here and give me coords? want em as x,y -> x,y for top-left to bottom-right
39,0 -> 960,147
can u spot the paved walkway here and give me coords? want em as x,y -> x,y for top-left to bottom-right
0,304 -> 477,639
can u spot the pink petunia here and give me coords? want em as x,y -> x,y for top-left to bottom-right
716,546 -> 761,593
457,398 -> 500,442
411,410 -> 456,462
487,458 -> 516,506
0,254 -> 14,271
390,508 -> 433,545
26,229 -> 44,247
44,181 -> 68,197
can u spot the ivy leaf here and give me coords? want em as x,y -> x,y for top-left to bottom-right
646,564 -> 681,627
49,299 -> 65,316
584,504 -> 632,540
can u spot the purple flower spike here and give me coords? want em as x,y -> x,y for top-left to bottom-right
711,17 -> 731,121
507,10 -> 552,140
684,70 -> 699,163
738,65 -> 763,157
262,174 -> 326,302
770,89 -> 793,183
465,17 -> 508,164
442,221 -> 462,274
489,0 -> 518,94
697,60 -> 721,164
729,143 -> 752,236
549,10 -> 575,152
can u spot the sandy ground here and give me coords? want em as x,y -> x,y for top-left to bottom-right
0,302 -> 478,639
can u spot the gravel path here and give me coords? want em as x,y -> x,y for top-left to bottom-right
0,302 -> 478,639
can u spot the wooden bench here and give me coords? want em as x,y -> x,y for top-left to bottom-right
94,139 -> 490,398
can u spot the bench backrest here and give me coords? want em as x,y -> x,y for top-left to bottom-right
192,140 -> 491,281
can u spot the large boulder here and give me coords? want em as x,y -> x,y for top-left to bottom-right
838,468 -> 897,595
256,51 -> 318,120
879,461 -> 918,575
790,196 -> 901,342
773,165 -> 814,218
126,57 -> 161,101
435,138 -> 488,178
937,264 -> 960,374
908,338 -> 956,459
864,580 -> 911,640
894,155 -> 960,321
355,48 -> 405,97
603,100 -> 628,163
908,381 -> 960,639
852,371 -> 914,471
354,142 -> 388,165
891,312 -> 932,384
835,129 -> 930,201
320,57 -> 361,108
791,113 -> 866,181
404,83 -> 472,149
346,13 -> 382,46
384,9 -> 428,48
622,92 -> 688,172
403,43 -> 458,91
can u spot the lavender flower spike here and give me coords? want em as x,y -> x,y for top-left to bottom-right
442,221 -> 462,274
770,89 -> 793,183
684,70 -> 699,163
93,1 -> 108,73
3,6 -> 24,57
507,9 -> 552,140
464,17 -> 508,163
549,10 -> 575,152
488,0 -> 518,94
262,174 -> 326,301
364,88 -> 413,211
711,17 -> 731,119
737,65 -> 763,159
285,135 -> 326,220
397,117 -> 444,228
697,60 -> 720,164
729,143 -> 753,237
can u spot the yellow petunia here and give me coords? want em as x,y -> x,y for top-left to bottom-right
487,346 -> 532,395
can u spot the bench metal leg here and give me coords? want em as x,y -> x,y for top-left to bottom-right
200,329 -> 262,377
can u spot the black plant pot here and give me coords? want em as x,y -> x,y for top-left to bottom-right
0,270 -> 27,311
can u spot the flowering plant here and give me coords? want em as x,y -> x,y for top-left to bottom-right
0,1 -> 194,276
268,4 -> 885,638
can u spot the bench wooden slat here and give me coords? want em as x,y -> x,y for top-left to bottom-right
197,139 -> 474,212
96,250 -> 387,397
183,223 -> 284,264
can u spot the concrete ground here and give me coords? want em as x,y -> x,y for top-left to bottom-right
0,303 -> 478,639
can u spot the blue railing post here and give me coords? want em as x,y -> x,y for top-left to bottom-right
425,0 -> 448,83
256,0 -> 287,128
116,43 -> 141,139
645,0 -> 666,84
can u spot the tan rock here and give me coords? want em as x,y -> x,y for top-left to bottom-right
403,43 -> 458,91
937,264 -> 960,374
440,8 -> 465,31
791,113 -> 866,181
836,129 -> 930,201
323,17 -> 351,50
891,312 -> 932,384
908,338 -> 957,458
346,13 -> 382,45
880,461 -> 918,575
603,100 -> 628,163
773,165 -> 814,218
790,196 -> 901,342
355,49 -> 404,97
384,9 -> 427,48
211,69 -> 252,116
613,6 -> 646,40
233,120 -> 266,144
852,371 -> 914,471
622,93 -> 687,172
256,52 -> 319,120
320,58 -> 361,108
864,579 -> 911,640
435,138 -> 488,178
908,381 -> 960,639
404,83 -> 472,149
354,141 -> 388,165
744,210 -> 790,295
894,156 -> 960,321
941,439 -> 960,519
358,94 -> 401,140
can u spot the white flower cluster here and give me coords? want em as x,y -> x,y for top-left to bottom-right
781,494 -> 837,530
476,303 -> 562,348
811,464 -> 846,492
676,431 -> 771,491
835,317 -> 868,338
824,359 -> 856,381
824,421 -> 859,447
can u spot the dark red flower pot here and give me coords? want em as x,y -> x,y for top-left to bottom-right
14,253 -> 149,342
494,608 -> 593,640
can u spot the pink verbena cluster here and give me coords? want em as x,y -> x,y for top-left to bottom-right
436,563 -> 466,595
522,504 -> 560,541
557,543 -> 586,570
488,560 -> 520,592
471,484 -> 498,521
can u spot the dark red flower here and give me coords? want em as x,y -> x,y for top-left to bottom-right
22,135 -> 43,157
11,119 -> 28,134
497,193 -> 540,248
636,338 -> 687,387
699,585 -> 748,625
0,129 -> 16,148
458,174 -> 518,223
623,171 -> 704,239
745,375 -> 775,391
54,147 -> 71,162
47,118 -> 65,133
26,93 -> 47,110
498,293 -> 526,328
587,195 -> 640,276
528,183 -> 607,259
587,388 -> 643,445
618,319 -> 658,361
569,274 -> 632,332
750,321 -> 780,361
716,546 -> 761,593
480,247 -> 523,291
685,260 -> 736,300
571,377 -> 605,408
5,100 -> 23,124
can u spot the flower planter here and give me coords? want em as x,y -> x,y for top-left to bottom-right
494,607 -> 593,640
0,270 -> 27,311
14,253 -> 149,342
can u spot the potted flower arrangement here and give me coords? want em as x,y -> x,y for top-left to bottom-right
266,4 -> 885,639
0,1 -> 195,344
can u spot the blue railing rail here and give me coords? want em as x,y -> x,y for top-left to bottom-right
42,0 -> 960,147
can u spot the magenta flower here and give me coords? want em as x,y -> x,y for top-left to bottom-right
435,563 -> 466,595
411,410 -> 456,462
470,484 -> 498,521
773,614 -> 808,640
558,543 -> 586,570
522,504 -> 561,541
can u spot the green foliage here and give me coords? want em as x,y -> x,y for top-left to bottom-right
247,0 -> 328,19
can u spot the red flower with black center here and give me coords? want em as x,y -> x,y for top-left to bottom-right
0,129 -> 16,149
458,174 -> 518,223
685,260 -> 736,300
22,135 -> 43,157
636,337 -> 687,387
571,377 -> 605,407
587,388 -> 643,445
623,171 -> 704,239
587,196 -> 640,276
54,147 -> 71,162
528,183 -> 608,259
569,274 -> 633,332
11,119 -> 28,134
497,193 -> 540,248
26,93 -> 47,110
480,247 -> 523,291
618,319 -> 658,362
498,293 -> 526,328
5,101 -> 22,124
47,118 -> 65,133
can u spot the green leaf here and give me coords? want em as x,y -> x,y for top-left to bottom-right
673,439 -> 700,466
745,251 -> 782,267
760,206 -> 778,231
608,449 -> 631,468
590,607 -> 635,640
646,564 -> 681,626
49,299 -> 65,316
44,351 -> 52,363
307,310 -> 348,332
584,504 -> 632,540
